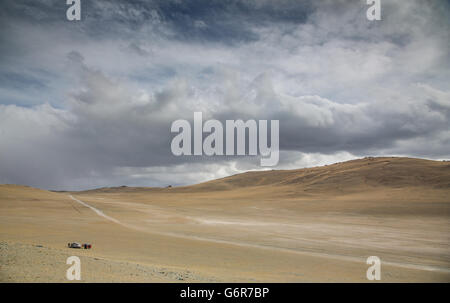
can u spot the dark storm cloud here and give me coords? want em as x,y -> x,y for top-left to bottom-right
0,0 -> 449,190
153,0 -> 313,43
1,0 -> 313,42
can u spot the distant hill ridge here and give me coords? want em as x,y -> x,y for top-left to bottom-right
184,157 -> 450,192
61,157 -> 450,194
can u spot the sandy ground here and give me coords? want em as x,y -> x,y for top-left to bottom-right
1,157 -> 449,282
0,242 -> 207,282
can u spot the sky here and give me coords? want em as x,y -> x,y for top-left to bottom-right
0,0 -> 449,190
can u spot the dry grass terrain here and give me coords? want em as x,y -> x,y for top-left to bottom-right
1,157 -> 449,282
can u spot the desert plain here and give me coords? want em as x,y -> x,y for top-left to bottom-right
1,157 -> 449,282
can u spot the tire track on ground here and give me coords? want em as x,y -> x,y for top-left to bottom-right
68,195 -> 450,274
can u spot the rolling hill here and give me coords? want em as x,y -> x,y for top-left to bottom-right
1,157 -> 449,282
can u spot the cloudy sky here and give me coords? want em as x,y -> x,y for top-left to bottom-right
0,0 -> 449,190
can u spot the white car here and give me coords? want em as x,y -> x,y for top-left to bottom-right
68,242 -> 81,248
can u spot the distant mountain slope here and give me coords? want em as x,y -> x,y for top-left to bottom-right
6,157 -> 445,195
177,157 -> 450,193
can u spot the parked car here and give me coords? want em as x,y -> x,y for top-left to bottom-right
68,242 -> 81,249
68,242 -> 92,249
